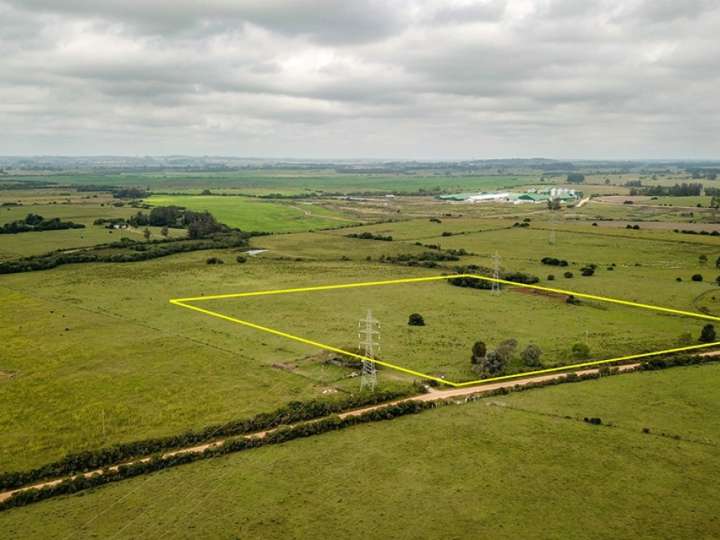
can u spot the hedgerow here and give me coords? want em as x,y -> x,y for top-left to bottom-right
0,390 -> 410,492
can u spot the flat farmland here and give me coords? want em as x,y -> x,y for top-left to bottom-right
194,277 -> 707,382
146,195 -> 360,232
2,364 -> 718,539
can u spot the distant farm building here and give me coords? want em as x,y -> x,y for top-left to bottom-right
437,188 -> 580,205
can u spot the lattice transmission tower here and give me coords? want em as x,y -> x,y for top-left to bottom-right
358,309 -> 380,391
491,251 -> 502,295
549,206 -> 558,245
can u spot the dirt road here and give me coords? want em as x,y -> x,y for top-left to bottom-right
0,361 -> 651,504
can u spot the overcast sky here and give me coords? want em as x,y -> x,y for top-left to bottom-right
1,0 -> 718,159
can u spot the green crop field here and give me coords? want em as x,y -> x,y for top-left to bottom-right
2,364 -> 718,539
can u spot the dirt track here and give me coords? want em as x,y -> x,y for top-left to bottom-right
2,353 -> 718,504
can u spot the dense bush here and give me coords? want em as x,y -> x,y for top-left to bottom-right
408,313 -> 425,326
0,214 -> 85,234
381,251 -> 460,268
541,257 -> 568,267
345,232 -> 392,241
521,344 -> 542,367
699,324 -> 716,343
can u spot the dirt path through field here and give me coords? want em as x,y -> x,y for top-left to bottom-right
2,353 -> 718,504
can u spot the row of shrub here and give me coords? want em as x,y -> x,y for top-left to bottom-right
0,214 -> 85,234
0,390 -> 409,492
345,232 -> 393,241
0,233 -> 251,275
0,400 -> 431,512
379,251 -> 461,268
1,353 -> 718,511
674,229 -> 720,237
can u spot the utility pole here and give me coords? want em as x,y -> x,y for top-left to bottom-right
491,251 -> 501,295
358,309 -> 379,391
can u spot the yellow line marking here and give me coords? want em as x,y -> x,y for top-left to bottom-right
170,274 -> 720,388
171,300 -> 451,386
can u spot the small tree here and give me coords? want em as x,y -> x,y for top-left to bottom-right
471,341 -> 487,364
521,344 -> 542,367
408,313 -> 425,326
478,350 -> 505,376
236,255 -> 247,264
496,339 -> 518,362
160,226 -> 169,238
143,227 -> 151,241
699,324 -> 716,343
692,274 -> 703,282
571,342 -> 590,359
699,254 -> 708,264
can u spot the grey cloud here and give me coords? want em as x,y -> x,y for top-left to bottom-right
0,0 -> 719,158
4,0 -> 409,44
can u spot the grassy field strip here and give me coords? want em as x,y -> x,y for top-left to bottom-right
172,273 -> 720,386
0,361 -> 646,506
532,225 -> 720,247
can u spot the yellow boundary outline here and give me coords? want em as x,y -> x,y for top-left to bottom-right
170,274 -> 720,388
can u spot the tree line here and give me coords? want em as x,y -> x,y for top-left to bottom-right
629,183 -> 703,196
0,213 -> 85,234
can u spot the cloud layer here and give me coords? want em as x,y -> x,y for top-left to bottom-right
1,0 -> 718,158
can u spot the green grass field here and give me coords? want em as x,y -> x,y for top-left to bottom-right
146,195 -> 359,232
195,277 -> 707,382
2,197 -> 719,472
5,171 -> 537,194
2,364 -> 718,539
3,172 -> 720,538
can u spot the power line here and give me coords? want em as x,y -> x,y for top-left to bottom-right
491,252 -> 501,295
358,309 -> 379,392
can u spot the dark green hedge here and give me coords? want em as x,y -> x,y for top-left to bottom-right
0,400 -> 430,512
0,390 -> 409,492
0,233 -> 251,274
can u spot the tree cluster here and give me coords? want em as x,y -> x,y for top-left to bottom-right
0,214 -> 85,234
0,233 -> 249,275
630,183 -> 703,197
345,232 -> 393,241
541,257 -> 568,267
470,339 -> 543,377
112,187 -> 150,199
128,206 -> 227,239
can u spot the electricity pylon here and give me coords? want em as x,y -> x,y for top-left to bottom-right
358,309 -> 379,391
491,251 -> 501,295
